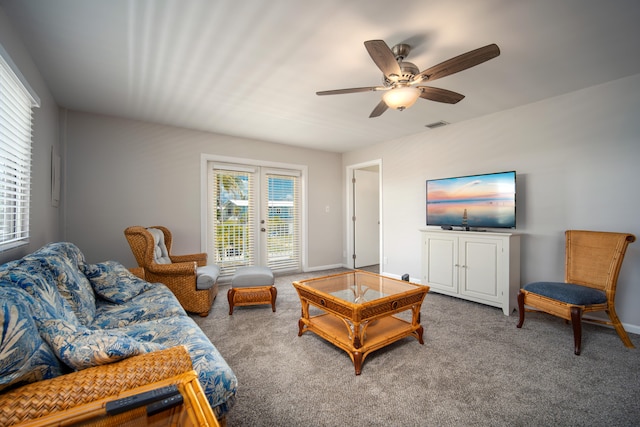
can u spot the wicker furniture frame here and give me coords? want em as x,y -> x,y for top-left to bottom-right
293,270 -> 429,375
0,346 -> 222,427
517,230 -> 636,355
124,225 -> 217,316
227,285 -> 277,315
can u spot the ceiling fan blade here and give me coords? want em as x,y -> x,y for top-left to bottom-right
369,100 -> 389,118
364,40 -> 401,78
415,44 -> 500,83
316,86 -> 384,96
417,86 -> 465,104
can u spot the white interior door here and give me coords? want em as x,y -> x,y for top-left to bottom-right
354,168 -> 380,268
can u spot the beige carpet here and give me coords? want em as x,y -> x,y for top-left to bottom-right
192,269 -> 640,427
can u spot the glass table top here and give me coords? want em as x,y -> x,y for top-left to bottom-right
295,270 -> 422,304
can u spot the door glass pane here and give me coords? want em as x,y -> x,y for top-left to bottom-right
264,172 -> 300,271
210,167 -> 255,276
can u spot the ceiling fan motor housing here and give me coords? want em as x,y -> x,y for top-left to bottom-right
391,43 -> 411,61
384,61 -> 419,86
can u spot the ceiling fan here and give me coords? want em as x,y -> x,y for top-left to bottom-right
316,40 -> 500,118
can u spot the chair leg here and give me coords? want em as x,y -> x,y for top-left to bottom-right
516,291 -> 525,328
607,306 -> 635,348
570,306 -> 582,355
227,288 -> 236,315
269,286 -> 277,312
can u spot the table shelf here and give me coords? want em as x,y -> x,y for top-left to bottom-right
293,270 -> 429,375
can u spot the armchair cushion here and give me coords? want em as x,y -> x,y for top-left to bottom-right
0,287 -> 63,392
524,281 -> 607,305
196,265 -> 220,290
148,227 -> 172,264
83,260 -> 152,304
38,318 -> 165,370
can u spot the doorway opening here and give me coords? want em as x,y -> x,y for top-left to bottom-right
346,160 -> 382,273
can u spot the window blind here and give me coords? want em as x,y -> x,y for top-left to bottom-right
208,165 -> 256,276
0,49 -> 39,251
264,171 -> 301,271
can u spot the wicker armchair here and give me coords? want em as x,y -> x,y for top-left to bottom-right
517,230 -> 636,355
124,226 -> 219,316
0,346 -> 221,427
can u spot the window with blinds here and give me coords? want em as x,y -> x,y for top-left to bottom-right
208,165 -> 256,276
0,47 -> 39,252
264,170 -> 301,271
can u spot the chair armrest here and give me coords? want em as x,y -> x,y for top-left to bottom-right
146,262 -> 197,276
171,253 -> 208,267
0,346 -> 193,427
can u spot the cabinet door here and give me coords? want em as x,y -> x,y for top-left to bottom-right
459,237 -> 502,303
422,234 -> 458,294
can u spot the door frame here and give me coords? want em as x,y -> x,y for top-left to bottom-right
345,159 -> 383,271
200,153 -> 308,272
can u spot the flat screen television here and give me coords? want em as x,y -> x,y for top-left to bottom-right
426,171 -> 516,229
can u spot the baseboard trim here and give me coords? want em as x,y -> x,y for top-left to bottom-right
381,271 -> 415,282
304,263 -> 346,272
622,323 -> 640,336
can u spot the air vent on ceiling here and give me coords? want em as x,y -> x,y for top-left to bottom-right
425,120 -> 449,129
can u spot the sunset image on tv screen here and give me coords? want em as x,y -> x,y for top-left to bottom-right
426,171 -> 516,228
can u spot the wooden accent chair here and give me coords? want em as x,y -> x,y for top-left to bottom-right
517,230 -> 636,355
124,226 -> 219,316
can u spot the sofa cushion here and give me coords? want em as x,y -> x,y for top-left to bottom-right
0,287 -> 63,392
0,258 -> 80,326
119,315 -> 238,416
93,284 -> 186,329
28,243 -> 97,326
83,260 -> 152,304
38,318 -> 165,370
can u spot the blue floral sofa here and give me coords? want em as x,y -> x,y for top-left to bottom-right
0,242 -> 237,421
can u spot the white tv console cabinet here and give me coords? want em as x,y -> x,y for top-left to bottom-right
420,229 -> 521,315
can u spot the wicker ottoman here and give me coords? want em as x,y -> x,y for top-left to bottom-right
227,266 -> 276,315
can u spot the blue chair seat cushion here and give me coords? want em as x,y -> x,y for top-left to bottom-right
524,281 -> 607,305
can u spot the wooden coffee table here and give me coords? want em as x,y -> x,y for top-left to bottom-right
293,270 -> 429,375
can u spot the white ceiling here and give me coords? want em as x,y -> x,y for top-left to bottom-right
2,0 -> 640,153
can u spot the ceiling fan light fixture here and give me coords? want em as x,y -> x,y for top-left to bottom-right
383,86 -> 421,111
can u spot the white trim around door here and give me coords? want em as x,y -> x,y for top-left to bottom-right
200,153 -> 308,275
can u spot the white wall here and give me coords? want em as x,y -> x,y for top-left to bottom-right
0,7 -> 60,264
61,111 -> 343,270
343,73 -> 640,332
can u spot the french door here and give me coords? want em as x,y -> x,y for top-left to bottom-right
207,162 -> 301,276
